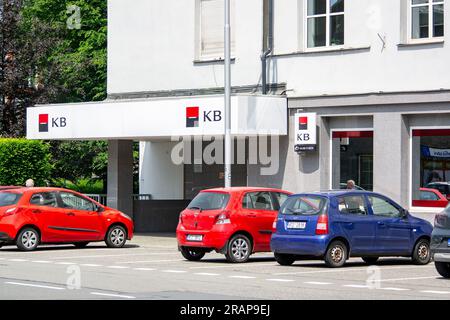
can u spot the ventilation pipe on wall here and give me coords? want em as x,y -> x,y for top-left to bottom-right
261,0 -> 273,95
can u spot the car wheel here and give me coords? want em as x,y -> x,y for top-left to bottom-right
435,261 -> 450,278
16,228 -> 40,251
274,253 -> 296,266
105,225 -> 127,248
362,257 -> 379,265
225,234 -> 252,263
180,247 -> 205,261
412,239 -> 431,265
74,242 -> 89,249
324,241 -> 348,268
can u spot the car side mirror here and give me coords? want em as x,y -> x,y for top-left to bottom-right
401,209 -> 409,219
96,206 -> 104,213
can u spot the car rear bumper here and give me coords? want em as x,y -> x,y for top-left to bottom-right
433,253 -> 450,263
0,232 -> 13,243
270,233 -> 330,257
0,224 -> 16,243
176,225 -> 232,251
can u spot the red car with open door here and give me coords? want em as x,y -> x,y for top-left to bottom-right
176,187 -> 292,263
0,187 -> 133,251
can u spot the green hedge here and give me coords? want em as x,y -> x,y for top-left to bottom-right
0,139 -> 53,186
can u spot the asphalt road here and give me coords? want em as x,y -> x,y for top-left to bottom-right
0,212 -> 448,300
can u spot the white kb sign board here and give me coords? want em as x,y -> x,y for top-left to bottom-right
294,113 -> 317,152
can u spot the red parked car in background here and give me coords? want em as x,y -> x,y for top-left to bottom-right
176,187 -> 292,263
0,187 -> 133,251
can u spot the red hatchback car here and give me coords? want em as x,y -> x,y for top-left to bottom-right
0,187 -> 133,251
176,187 -> 292,263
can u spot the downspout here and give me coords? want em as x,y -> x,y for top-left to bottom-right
261,0 -> 273,95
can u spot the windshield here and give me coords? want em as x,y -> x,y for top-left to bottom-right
0,192 -> 21,207
281,195 -> 328,216
187,192 -> 230,211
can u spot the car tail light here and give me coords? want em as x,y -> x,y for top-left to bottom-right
272,219 -> 277,230
3,207 -> 21,217
316,214 -> 329,235
215,211 -> 231,225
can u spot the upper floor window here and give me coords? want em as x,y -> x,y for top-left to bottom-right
411,0 -> 444,40
306,0 -> 344,48
198,0 -> 235,60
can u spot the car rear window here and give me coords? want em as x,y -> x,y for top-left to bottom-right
0,192 -> 21,207
281,195 -> 328,216
188,192 -> 230,211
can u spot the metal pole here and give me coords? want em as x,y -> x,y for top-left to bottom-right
224,0 -> 232,188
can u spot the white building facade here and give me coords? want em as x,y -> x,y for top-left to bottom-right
28,0 -> 450,223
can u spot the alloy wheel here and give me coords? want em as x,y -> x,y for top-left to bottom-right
21,231 -> 37,249
110,228 -> 125,246
231,238 -> 249,261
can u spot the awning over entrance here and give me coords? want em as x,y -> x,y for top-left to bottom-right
26,94 -> 287,140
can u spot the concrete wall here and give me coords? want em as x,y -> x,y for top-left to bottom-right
108,0 -> 450,96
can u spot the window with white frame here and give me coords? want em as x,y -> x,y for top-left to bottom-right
198,0 -> 235,60
411,0 -> 444,40
306,0 -> 344,48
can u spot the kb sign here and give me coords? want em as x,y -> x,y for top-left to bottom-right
294,113 -> 317,153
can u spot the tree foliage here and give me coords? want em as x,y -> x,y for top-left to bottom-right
0,138 -> 52,185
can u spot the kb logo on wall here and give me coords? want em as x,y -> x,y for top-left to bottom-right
38,114 -> 67,132
186,106 -> 222,128
294,112 -> 317,153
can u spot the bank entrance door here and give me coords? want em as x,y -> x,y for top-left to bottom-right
331,131 -> 374,191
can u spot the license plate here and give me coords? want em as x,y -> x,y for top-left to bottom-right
287,221 -> 306,229
186,234 -> 203,242
447,239 -> 450,247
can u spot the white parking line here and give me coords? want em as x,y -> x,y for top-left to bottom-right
379,287 -> 410,291
8,259 -> 28,262
90,292 -> 136,299
106,266 -> 129,269
31,260 -> 52,264
273,265 -> 434,276
161,270 -> 187,273
80,264 -> 103,267
343,284 -> 369,289
421,290 -> 450,295
51,252 -> 171,260
304,281 -> 333,285
133,267 -> 156,271
190,263 -> 276,269
121,259 -> 184,264
5,281 -> 65,290
266,279 -> 295,282
374,276 -> 438,282
194,273 -> 221,276
229,275 -> 256,279
55,262 -> 76,265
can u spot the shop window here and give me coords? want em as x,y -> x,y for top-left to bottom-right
306,0 -> 344,48
331,131 -> 373,191
412,129 -> 450,208
411,0 -> 444,40
198,0 -> 235,60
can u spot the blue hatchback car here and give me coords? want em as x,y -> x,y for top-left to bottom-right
271,191 -> 433,268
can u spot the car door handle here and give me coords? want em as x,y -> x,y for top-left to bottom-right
66,212 -> 75,216
377,221 -> 386,227
32,209 -> 41,214
247,213 -> 257,218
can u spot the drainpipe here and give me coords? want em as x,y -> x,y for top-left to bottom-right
261,0 -> 273,95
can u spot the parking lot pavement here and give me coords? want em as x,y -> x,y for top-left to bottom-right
0,228 -> 449,300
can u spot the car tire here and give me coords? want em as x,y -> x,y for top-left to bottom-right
105,225 -> 127,248
412,239 -> 431,265
274,253 -> 296,266
225,234 -> 252,263
180,247 -> 205,261
362,257 -> 379,265
16,227 -> 40,251
435,261 -> 450,278
324,240 -> 348,268
74,242 -> 89,249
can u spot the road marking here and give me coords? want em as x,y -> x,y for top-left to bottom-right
55,262 -> 76,265
81,264 -> 102,267
8,259 -> 28,262
161,269 -> 187,273
273,265 -> 434,276
90,292 -> 135,299
343,284 -> 369,289
266,278 -> 295,282
133,267 -> 156,271
229,276 -> 256,279
374,276 -> 437,282
51,252 -> 167,260
194,273 -> 221,276
304,281 -> 332,285
121,259 -> 184,264
5,282 -> 65,291
106,266 -> 129,269
379,287 -> 410,291
31,260 -> 52,264
190,263 -> 276,269
421,290 -> 450,295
